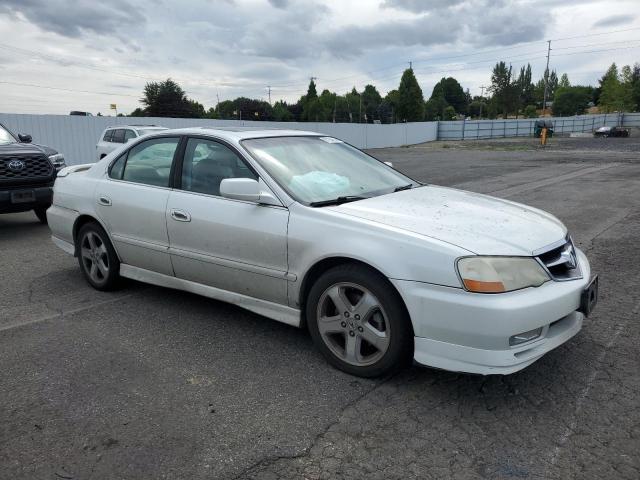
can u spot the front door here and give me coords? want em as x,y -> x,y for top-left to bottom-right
166,137 -> 289,304
96,136 -> 181,276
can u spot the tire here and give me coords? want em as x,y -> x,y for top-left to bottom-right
306,263 -> 413,378
76,222 -> 121,291
34,207 -> 48,224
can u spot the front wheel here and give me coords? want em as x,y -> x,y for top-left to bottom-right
77,222 -> 121,291
306,264 -> 413,377
34,207 -> 48,224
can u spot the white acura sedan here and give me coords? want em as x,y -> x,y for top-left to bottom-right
48,128 -> 598,377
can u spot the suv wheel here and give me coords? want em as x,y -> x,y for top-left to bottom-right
34,207 -> 48,224
307,264 -> 413,377
77,222 -> 121,290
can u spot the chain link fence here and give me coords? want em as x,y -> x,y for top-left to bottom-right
437,112 -> 640,140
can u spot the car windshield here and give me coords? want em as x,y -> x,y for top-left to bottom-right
242,136 -> 417,205
0,125 -> 17,145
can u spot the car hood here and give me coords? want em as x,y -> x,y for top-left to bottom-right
329,185 -> 567,255
0,142 -> 55,156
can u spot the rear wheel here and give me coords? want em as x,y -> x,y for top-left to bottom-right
77,222 -> 121,290
307,264 -> 413,377
34,207 -> 48,224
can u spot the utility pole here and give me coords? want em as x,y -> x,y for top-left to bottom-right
542,40 -> 551,116
409,61 -> 412,70
267,86 -> 271,105
479,85 -> 487,119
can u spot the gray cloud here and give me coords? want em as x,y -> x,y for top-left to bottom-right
268,0 -> 289,8
0,0 -> 145,41
593,14 -> 636,28
323,17 -> 459,58
380,0 -> 466,12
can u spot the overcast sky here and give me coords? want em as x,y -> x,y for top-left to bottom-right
1,0 -> 639,115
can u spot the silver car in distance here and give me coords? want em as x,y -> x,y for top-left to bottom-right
48,128 -> 598,377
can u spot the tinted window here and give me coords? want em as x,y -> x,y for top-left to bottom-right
181,138 -> 257,196
109,153 -> 126,179
102,130 -> 114,142
124,129 -> 137,141
112,129 -> 125,144
122,137 -> 180,187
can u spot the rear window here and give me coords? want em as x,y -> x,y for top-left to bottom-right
112,129 -> 126,143
102,130 -> 114,142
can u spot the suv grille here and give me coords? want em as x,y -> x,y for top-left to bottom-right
536,237 -> 582,281
0,154 -> 53,180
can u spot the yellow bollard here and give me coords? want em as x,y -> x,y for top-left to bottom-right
540,127 -> 547,146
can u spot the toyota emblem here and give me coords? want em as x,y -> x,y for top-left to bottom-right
7,159 -> 25,172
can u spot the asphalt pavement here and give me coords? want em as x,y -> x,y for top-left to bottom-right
1,135 -> 638,479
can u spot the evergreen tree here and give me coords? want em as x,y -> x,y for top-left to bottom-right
396,68 -> 425,121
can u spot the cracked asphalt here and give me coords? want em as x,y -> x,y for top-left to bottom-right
1,135 -> 639,479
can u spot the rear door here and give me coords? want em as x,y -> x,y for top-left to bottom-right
166,136 -> 290,304
96,136 -> 182,275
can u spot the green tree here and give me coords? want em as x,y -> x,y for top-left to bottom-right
424,96 -> 449,121
361,84 -> 382,122
515,64 -> 534,110
559,73 -> 570,88
443,105 -> 457,120
599,63 -> 635,112
272,100 -> 293,121
379,89 -> 399,123
396,68 -> 425,121
140,79 -> 199,118
553,86 -> 590,116
430,77 -> 467,114
523,105 -> 538,118
302,79 -> 320,121
489,61 -> 517,116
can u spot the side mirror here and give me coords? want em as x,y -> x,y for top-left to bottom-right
18,133 -> 32,143
219,178 -> 281,206
384,161 -> 393,167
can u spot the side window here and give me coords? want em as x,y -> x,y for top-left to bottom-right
124,129 -> 137,142
111,129 -> 125,144
109,153 -> 126,179
121,137 -> 180,187
102,130 -> 114,142
181,138 -> 257,196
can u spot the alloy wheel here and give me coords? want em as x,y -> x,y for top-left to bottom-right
80,231 -> 110,284
316,282 -> 391,367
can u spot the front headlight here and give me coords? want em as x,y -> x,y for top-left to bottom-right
457,256 -> 550,293
48,153 -> 66,169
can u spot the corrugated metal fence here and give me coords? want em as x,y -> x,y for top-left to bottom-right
438,112 -> 640,140
1,112 -> 638,166
0,114 -> 438,166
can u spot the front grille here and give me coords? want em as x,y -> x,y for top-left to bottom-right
0,155 -> 54,180
536,237 -> 582,281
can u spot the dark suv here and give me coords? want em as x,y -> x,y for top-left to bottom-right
0,122 -> 66,223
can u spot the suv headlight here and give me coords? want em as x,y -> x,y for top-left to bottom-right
457,256 -> 550,293
48,153 -> 66,169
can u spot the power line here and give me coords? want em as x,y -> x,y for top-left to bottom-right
0,81 -> 141,98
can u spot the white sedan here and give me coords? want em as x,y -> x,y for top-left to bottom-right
47,128 -> 598,377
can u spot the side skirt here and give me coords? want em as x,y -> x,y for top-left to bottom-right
119,264 -> 301,328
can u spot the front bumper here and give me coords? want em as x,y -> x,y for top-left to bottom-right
0,185 -> 53,213
393,248 -> 592,375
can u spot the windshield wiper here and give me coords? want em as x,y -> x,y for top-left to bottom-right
309,196 -> 369,207
393,183 -> 414,192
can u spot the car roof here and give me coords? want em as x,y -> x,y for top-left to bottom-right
148,127 -> 324,141
105,125 -> 167,130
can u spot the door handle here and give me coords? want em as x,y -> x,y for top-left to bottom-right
170,209 -> 191,222
98,196 -> 112,206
